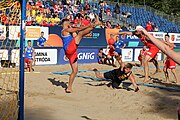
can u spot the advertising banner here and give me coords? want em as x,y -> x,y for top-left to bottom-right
134,48 -> 142,61
35,49 -> 57,65
9,26 -> 49,40
149,32 -> 165,40
58,48 -> 99,64
122,49 -> 133,62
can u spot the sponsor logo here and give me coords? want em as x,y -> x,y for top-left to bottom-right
126,35 -> 139,39
78,52 -> 95,60
35,52 -> 51,62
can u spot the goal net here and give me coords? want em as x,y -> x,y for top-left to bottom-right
0,1 -> 22,119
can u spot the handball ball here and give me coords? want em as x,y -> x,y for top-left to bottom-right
108,38 -> 114,45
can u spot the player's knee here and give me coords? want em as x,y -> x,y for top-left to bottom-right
78,31 -> 83,37
163,68 -> 167,72
171,69 -> 175,73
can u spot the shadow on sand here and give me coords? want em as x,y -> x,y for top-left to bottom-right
48,78 -> 68,89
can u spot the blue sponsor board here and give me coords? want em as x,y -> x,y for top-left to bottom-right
58,47 -> 99,64
79,28 -> 106,46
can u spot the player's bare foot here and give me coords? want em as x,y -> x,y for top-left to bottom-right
89,68 -> 98,71
142,78 -> 151,84
65,88 -> 72,93
175,82 -> 180,86
162,81 -> 171,84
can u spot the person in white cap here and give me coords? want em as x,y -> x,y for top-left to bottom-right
110,26 -> 161,84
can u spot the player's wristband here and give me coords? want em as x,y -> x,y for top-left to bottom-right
135,87 -> 139,92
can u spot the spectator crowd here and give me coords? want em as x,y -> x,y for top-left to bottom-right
0,0 -> 158,31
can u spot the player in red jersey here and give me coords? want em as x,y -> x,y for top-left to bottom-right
111,26 -> 161,83
106,34 -> 116,66
163,34 -> 180,85
61,15 -> 101,93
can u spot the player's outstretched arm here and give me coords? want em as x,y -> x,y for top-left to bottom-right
129,74 -> 139,92
112,32 -> 133,36
64,25 -> 91,33
138,28 -> 180,64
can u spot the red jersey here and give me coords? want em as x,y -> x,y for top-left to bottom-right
146,23 -> 152,31
140,36 -> 157,48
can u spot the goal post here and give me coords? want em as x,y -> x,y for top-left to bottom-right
19,0 -> 26,119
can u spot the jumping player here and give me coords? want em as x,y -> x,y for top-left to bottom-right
91,63 -> 139,92
24,40 -> 35,72
163,34 -> 180,85
61,15 -> 101,93
111,26 -> 161,83
106,34 -> 116,66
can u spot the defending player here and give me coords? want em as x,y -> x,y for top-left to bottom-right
61,15 -> 101,93
24,40 -> 35,72
111,26 -> 161,83
91,63 -> 139,92
137,28 -> 180,64
163,34 -> 180,85
138,46 -> 160,74
114,35 -> 126,66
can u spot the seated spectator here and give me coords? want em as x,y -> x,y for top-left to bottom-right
36,0 -> 43,11
151,22 -> 155,31
121,23 -> 128,30
1,13 -> 7,25
28,0 -> 34,6
54,2 -> 60,13
146,20 -> 152,31
76,0 -> 81,5
35,12 -> 43,25
49,0 -> 55,9
26,2 -> 32,10
9,18 -> 16,25
89,11 -> 95,22
98,0 -> 103,6
26,13 -> 33,25
106,21 -> 112,29
128,24 -> 134,31
42,0 -> 50,13
54,14 -> 60,25
73,16 -> 80,25
97,48 -> 107,64
31,7 -> 36,16
83,1 -> 90,11
115,23 -> 121,29
81,16 -> 91,26
106,8 -> 111,16
122,10 -> 131,18
62,0 -> 68,5
48,15 -> 55,25
154,26 -> 159,32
